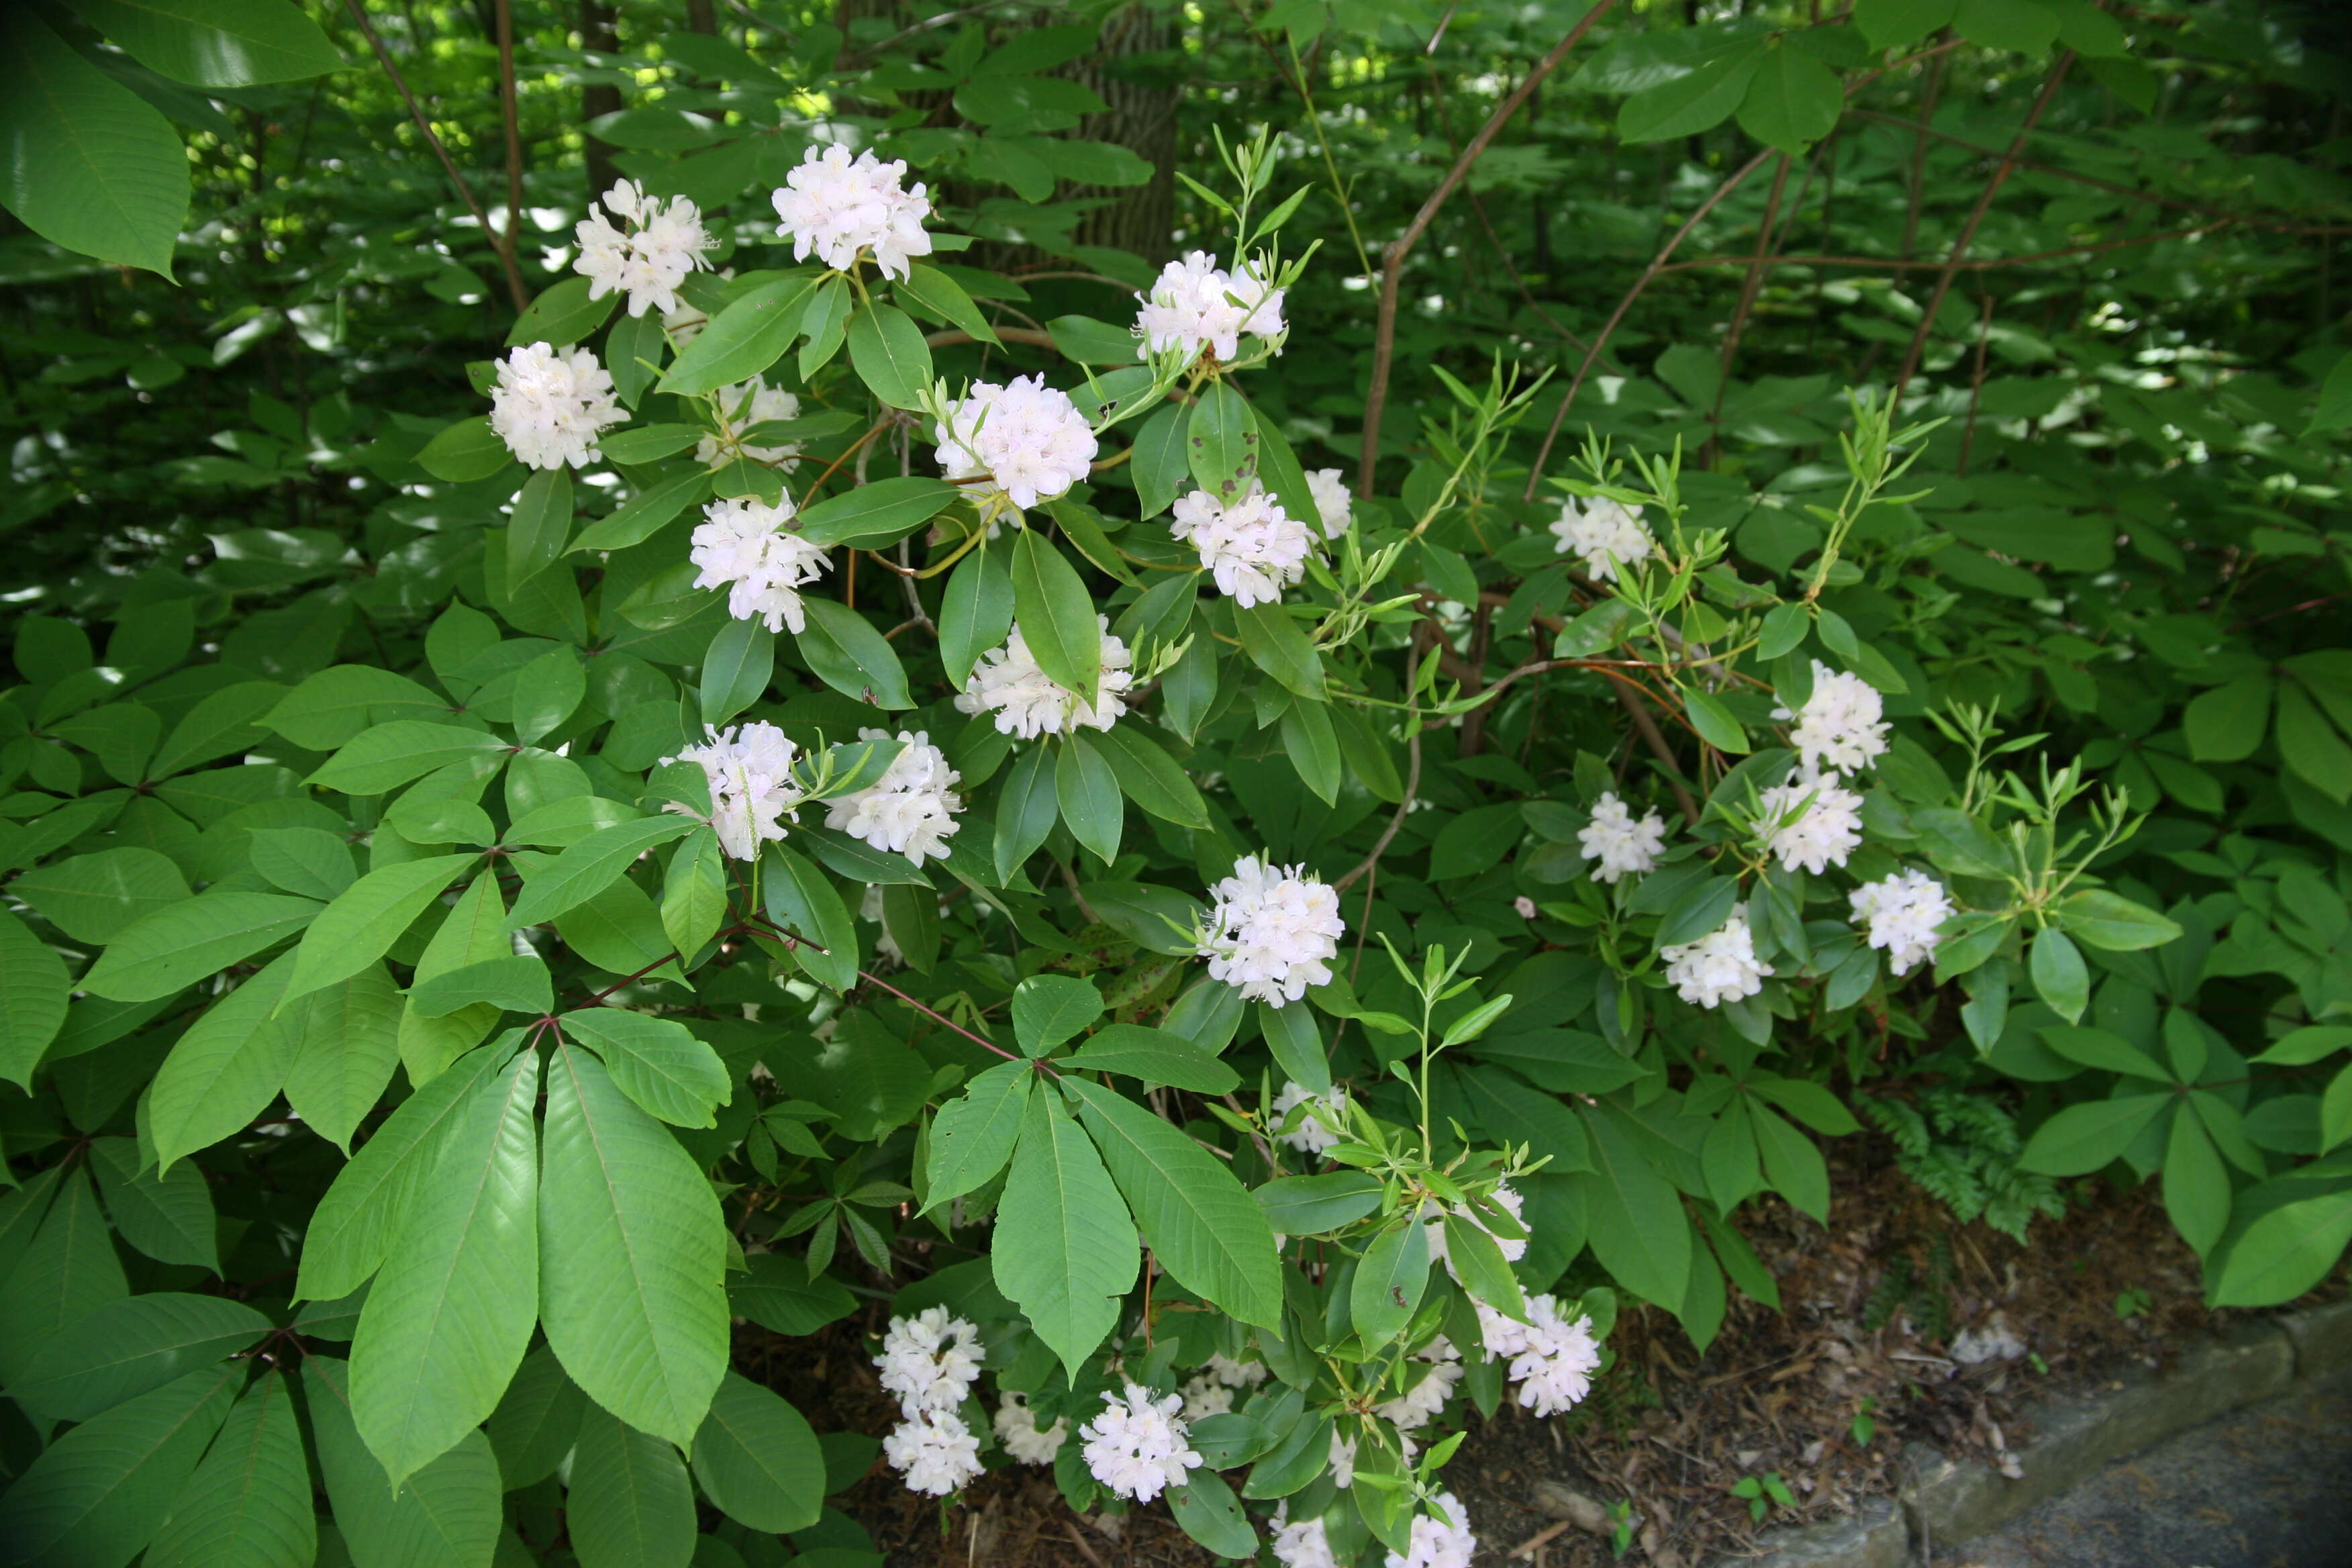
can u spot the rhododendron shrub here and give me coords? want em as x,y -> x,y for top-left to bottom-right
2,3 -> 2347,1566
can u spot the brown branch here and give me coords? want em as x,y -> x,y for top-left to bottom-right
1357,0 -> 1619,497
922,327 -> 1059,351
1707,151 -> 1794,458
1898,42 -> 1948,260
343,0 -> 528,311
1334,729 -> 1422,893
1649,224 -> 2261,275
1610,674 -> 1699,825
1895,52 -> 2076,393
1958,293 -> 1996,477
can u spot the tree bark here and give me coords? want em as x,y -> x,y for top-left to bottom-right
1066,5 -> 1179,260
685,0 -> 716,33
580,0 -> 620,200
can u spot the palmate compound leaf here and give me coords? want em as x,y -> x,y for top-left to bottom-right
0,1363 -> 238,1568
147,950 -> 302,1175
540,1042 -> 730,1449
0,1166 -> 128,1385
921,1057 -> 1033,1212
351,1046 -> 542,1489
144,1369 -> 314,1568
1063,1076 -> 1283,1330
0,905 -> 69,1089
303,1357 -> 503,1568
992,1085 -> 1138,1382
690,1372 -> 828,1534
283,853 -> 479,1008
283,962 -> 405,1155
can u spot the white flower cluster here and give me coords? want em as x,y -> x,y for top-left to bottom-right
936,375 -> 1098,515
688,495 -> 830,634
1270,1081 -> 1349,1155
772,144 -> 933,279
1374,1336 -> 1463,1432
1385,1492 -> 1477,1568
1422,1181 -> 1528,1284
1204,1351 -> 1269,1388
1577,791 -> 1667,883
993,1392 -> 1068,1466
876,1308 -> 986,1496
1272,1506 -> 1343,1568
1305,468 -> 1353,540
1773,660 -> 1890,776
1134,251 -> 1286,363
1850,868 -> 1955,975
953,619 -> 1135,739
697,378 -> 803,469
824,728 -> 963,866
489,342 -> 623,471
1659,912 -> 1773,1009
1179,1375 -> 1234,1421
1549,496 -> 1653,583
1757,773 -> 1864,875
1475,1295 -> 1602,1418
1171,485 -> 1314,607
1079,1383 -> 1202,1503
1198,856 -> 1346,1006
573,179 -> 712,318
663,722 -> 804,861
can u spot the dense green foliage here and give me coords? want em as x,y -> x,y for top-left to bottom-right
2,0 -> 2350,1563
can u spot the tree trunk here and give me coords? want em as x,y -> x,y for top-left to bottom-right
581,0 -> 620,200
685,0 -> 716,33
1066,5 -> 1179,260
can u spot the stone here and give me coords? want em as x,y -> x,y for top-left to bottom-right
1741,1498 -> 1908,1568
2282,1297 -> 2352,1381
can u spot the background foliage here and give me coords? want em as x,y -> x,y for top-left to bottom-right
3,0 -> 2351,1563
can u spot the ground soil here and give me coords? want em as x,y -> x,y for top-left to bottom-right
746,1135 -> 2340,1568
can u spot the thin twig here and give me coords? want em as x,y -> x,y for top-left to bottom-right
1334,729 -> 1422,892
1610,674 -> 1698,825
493,0 -> 525,304
1708,151 -> 1793,458
1958,293 -> 1995,477
342,0 -> 528,310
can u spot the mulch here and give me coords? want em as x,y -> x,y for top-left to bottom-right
745,1136 -> 2328,1568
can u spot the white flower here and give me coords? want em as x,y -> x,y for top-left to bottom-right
1757,772 -> 1864,875
1328,1431 -> 1357,1489
1305,468 -> 1353,540
1179,1374 -> 1234,1422
1198,856 -> 1346,1006
1659,912 -> 1773,1009
689,495 -> 830,634
1271,1082 -> 1349,1155
1079,1384 -> 1202,1503
934,375 -> 1098,515
1850,869 -> 1955,977
1271,1505 -> 1343,1568
824,728 -> 963,865
1385,1491 -> 1476,1568
663,722 -> 804,861
574,179 -> 714,318
1204,1351 -> 1269,1388
1134,251 -> 1287,363
1514,895 -> 1538,920
873,1306 -> 983,1416
1549,497 -> 1653,583
1577,791 -> 1667,884
1773,660 -> 1890,776
488,342 -> 623,471
697,379 -> 804,469
772,144 -> 934,280
1170,485 -> 1314,608
859,885 -> 905,967
1375,1337 -> 1463,1432
1483,1295 -> 1602,1418
953,619 -> 1135,740
1422,1183 -> 1528,1283
883,1408 -> 983,1496
993,1392 -> 1068,1465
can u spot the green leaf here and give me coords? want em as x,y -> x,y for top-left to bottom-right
599,424 -> 703,465
81,891 -> 319,1004
505,275 -> 618,350
660,828 -> 728,958
540,1044 -> 730,1449
1576,1108 -> 1687,1311
75,0 -> 342,87
2057,890 -> 2184,952
2183,673 -> 2272,762
1167,1469 -> 1259,1559
1254,1172 -> 1383,1234
303,1358 -> 503,1568
264,665 -> 446,750
1953,0 -> 2061,54
144,1370 -> 314,1568
2028,927 -> 2090,1024
411,954 -> 552,1019
284,854 -> 475,1007
2038,1025 -> 2172,1082
283,964 -> 405,1155
1620,42 -> 1766,143
2163,1106 -> 2229,1257
1013,974 -> 1104,1055
1187,381 -> 1255,498
845,302 -> 934,410
1854,0 -> 1955,52
924,1059 -> 1034,1208
416,416 -> 514,483
1735,41 -> 1843,154
0,1167 -> 127,1385
2209,1190 -> 2352,1308
897,263 -> 999,346
1442,1211 -> 1526,1323
350,1047 -> 540,1489
249,828 -> 357,901
560,1010 -> 732,1128
15,848 -> 190,946
1089,724 -> 1211,829
1133,403 -> 1189,519
2016,1093 -> 2169,1175
571,468 -> 714,553
691,1373 -> 826,1534
569,1404 -> 697,1568
2254,1026 -> 2352,1067
147,952 -> 301,1173
0,1364 -> 236,1568
730,1253 -> 856,1336
1065,1076 -> 1283,1328
1063,1023 -> 1240,1093
793,475 -> 959,548
1683,689 -> 1749,753
1350,1216 -> 1430,1350
89,1136 -> 217,1271
797,598 -> 915,708
0,907 -> 68,1089
309,720 -> 508,795
992,1086 -> 1138,1381
485,1345 -> 586,1489
1232,600 -> 1323,699
2277,683 -> 2352,803
1055,732 -> 1124,864
659,275 -> 818,395
699,615 -> 774,726
1455,1065 -> 1593,1176
297,1040 -> 516,1302
1012,530 -> 1101,700
763,842 -> 859,992
0,16 -> 190,275
1257,1001 -> 1330,1096
993,744 -> 1059,883
10,1292 -> 266,1424
1751,1101 -> 1828,1221
940,536 -> 1015,687
508,816 -> 692,930
1279,698 -> 1340,806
